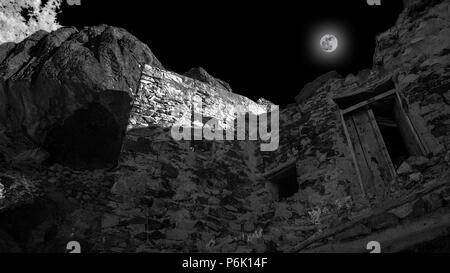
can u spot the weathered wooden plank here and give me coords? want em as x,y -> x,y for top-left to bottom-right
341,89 -> 397,115
394,93 -> 428,156
339,111 -> 366,197
345,113 -> 375,195
333,75 -> 395,109
302,208 -> 450,253
292,180 -> 450,252
352,109 -> 390,201
405,102 -> 444,155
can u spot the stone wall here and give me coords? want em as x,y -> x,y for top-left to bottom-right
101,65 -> 276,252
254,0 -> 450,250
129,65 -> 266,130
375,0 -> 449,151
0,0 -> 449,253
75,0 -> 450,252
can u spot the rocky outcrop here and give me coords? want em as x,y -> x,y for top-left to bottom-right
0,25 -> 162,169
0,0 -> 449,253
184,67 -> 233,93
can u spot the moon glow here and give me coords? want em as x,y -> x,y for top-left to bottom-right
320,34 -> 338,53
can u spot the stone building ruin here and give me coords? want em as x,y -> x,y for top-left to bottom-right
0,0 -> 449,253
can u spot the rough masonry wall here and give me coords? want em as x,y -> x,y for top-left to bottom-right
100,65 -> 277,252
129,65 -> 266,130
375,0 -> 449,152
259,74 -> 370,242
256,0 -> 450,242
0,0 -> 449,253
67,0 -> 450,252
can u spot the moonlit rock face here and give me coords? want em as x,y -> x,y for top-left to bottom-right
320,34 -> 338,53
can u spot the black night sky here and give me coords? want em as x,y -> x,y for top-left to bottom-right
59,0 -> 404,107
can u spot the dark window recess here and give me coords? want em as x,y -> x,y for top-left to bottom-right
372,97 -> 410,169
268,165 -> 299,201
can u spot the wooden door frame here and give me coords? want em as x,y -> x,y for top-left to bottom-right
393,92 -> 429,156
338,89 -> 426,196
339,110 -> 366,197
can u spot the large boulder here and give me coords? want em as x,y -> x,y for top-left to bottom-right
0,25 -> 163,169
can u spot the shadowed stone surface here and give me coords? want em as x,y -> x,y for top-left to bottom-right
0,25 -> 162,144
0,25 -> 161,169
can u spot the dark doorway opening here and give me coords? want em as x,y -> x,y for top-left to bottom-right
372,97 -> 411,169
377,124 -> 409,169
44,103 -> 123,170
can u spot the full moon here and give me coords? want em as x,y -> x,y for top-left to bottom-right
320,34 -> 338,53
